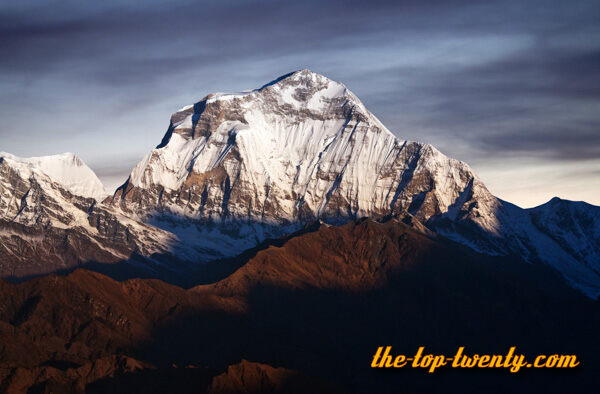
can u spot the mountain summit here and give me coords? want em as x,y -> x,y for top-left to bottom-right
0,152 -> 106,200
110,69 -> 499,260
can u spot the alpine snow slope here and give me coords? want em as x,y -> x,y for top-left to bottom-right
109,69 -> 600,298
0,152 -> 175,278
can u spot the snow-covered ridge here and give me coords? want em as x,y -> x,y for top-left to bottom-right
0,152 -> 106,200
173,69 -> 353,111
0,150 -> 178,278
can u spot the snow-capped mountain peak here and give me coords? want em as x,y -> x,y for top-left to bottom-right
0,150 -> 176,279
0,152 -> 106,200
164,69 -> 392,143
112,70 -> 497,261
125,70 -> 402,194
108,70 -> 600,298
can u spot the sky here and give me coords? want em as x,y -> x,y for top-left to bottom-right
0,0 -> 598,208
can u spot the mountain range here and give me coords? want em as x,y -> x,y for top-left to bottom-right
1,69 -> 599,392
1,69 -> 598,298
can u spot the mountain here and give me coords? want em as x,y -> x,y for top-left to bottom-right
526,197 -> 600,293
0,152 -> 174,279
529,197 -> 600,264
108,69 -> 599,298
110,69 -> 499,260
1,220 -> 598,393
205,360 -> 334,394
0,152 -> 106,200
0,269 -> 239,393
430,196 -> 600,298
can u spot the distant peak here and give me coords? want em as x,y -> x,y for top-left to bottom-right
162,69 -> 392,149
171,69 -> 350,118
543,196 -> 595,207
1,151 -> 84,166
528,197 -> 567,210
545,196 -> 575,206
290,68 -> 327,78
0,151 -> 106,200
46,152 -> 84,166
258,69 -> 338,91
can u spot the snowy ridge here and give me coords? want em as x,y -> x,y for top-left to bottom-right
525,198 -> 600,295
0,152 -> 106,200
0,151 -> 177,278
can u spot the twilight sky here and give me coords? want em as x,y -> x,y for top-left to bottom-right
1,0 -> 598,207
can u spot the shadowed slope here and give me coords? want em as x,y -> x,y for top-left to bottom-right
0,219 -> 598,393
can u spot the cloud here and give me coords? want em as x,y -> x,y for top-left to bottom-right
0,0 -> 598,206
364,40 -> 600,162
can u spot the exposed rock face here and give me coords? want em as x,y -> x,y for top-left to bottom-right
0,355 -> 149,394
111,69 -> 499,261
0,153 -> 174,278
206,360 -> 300,394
